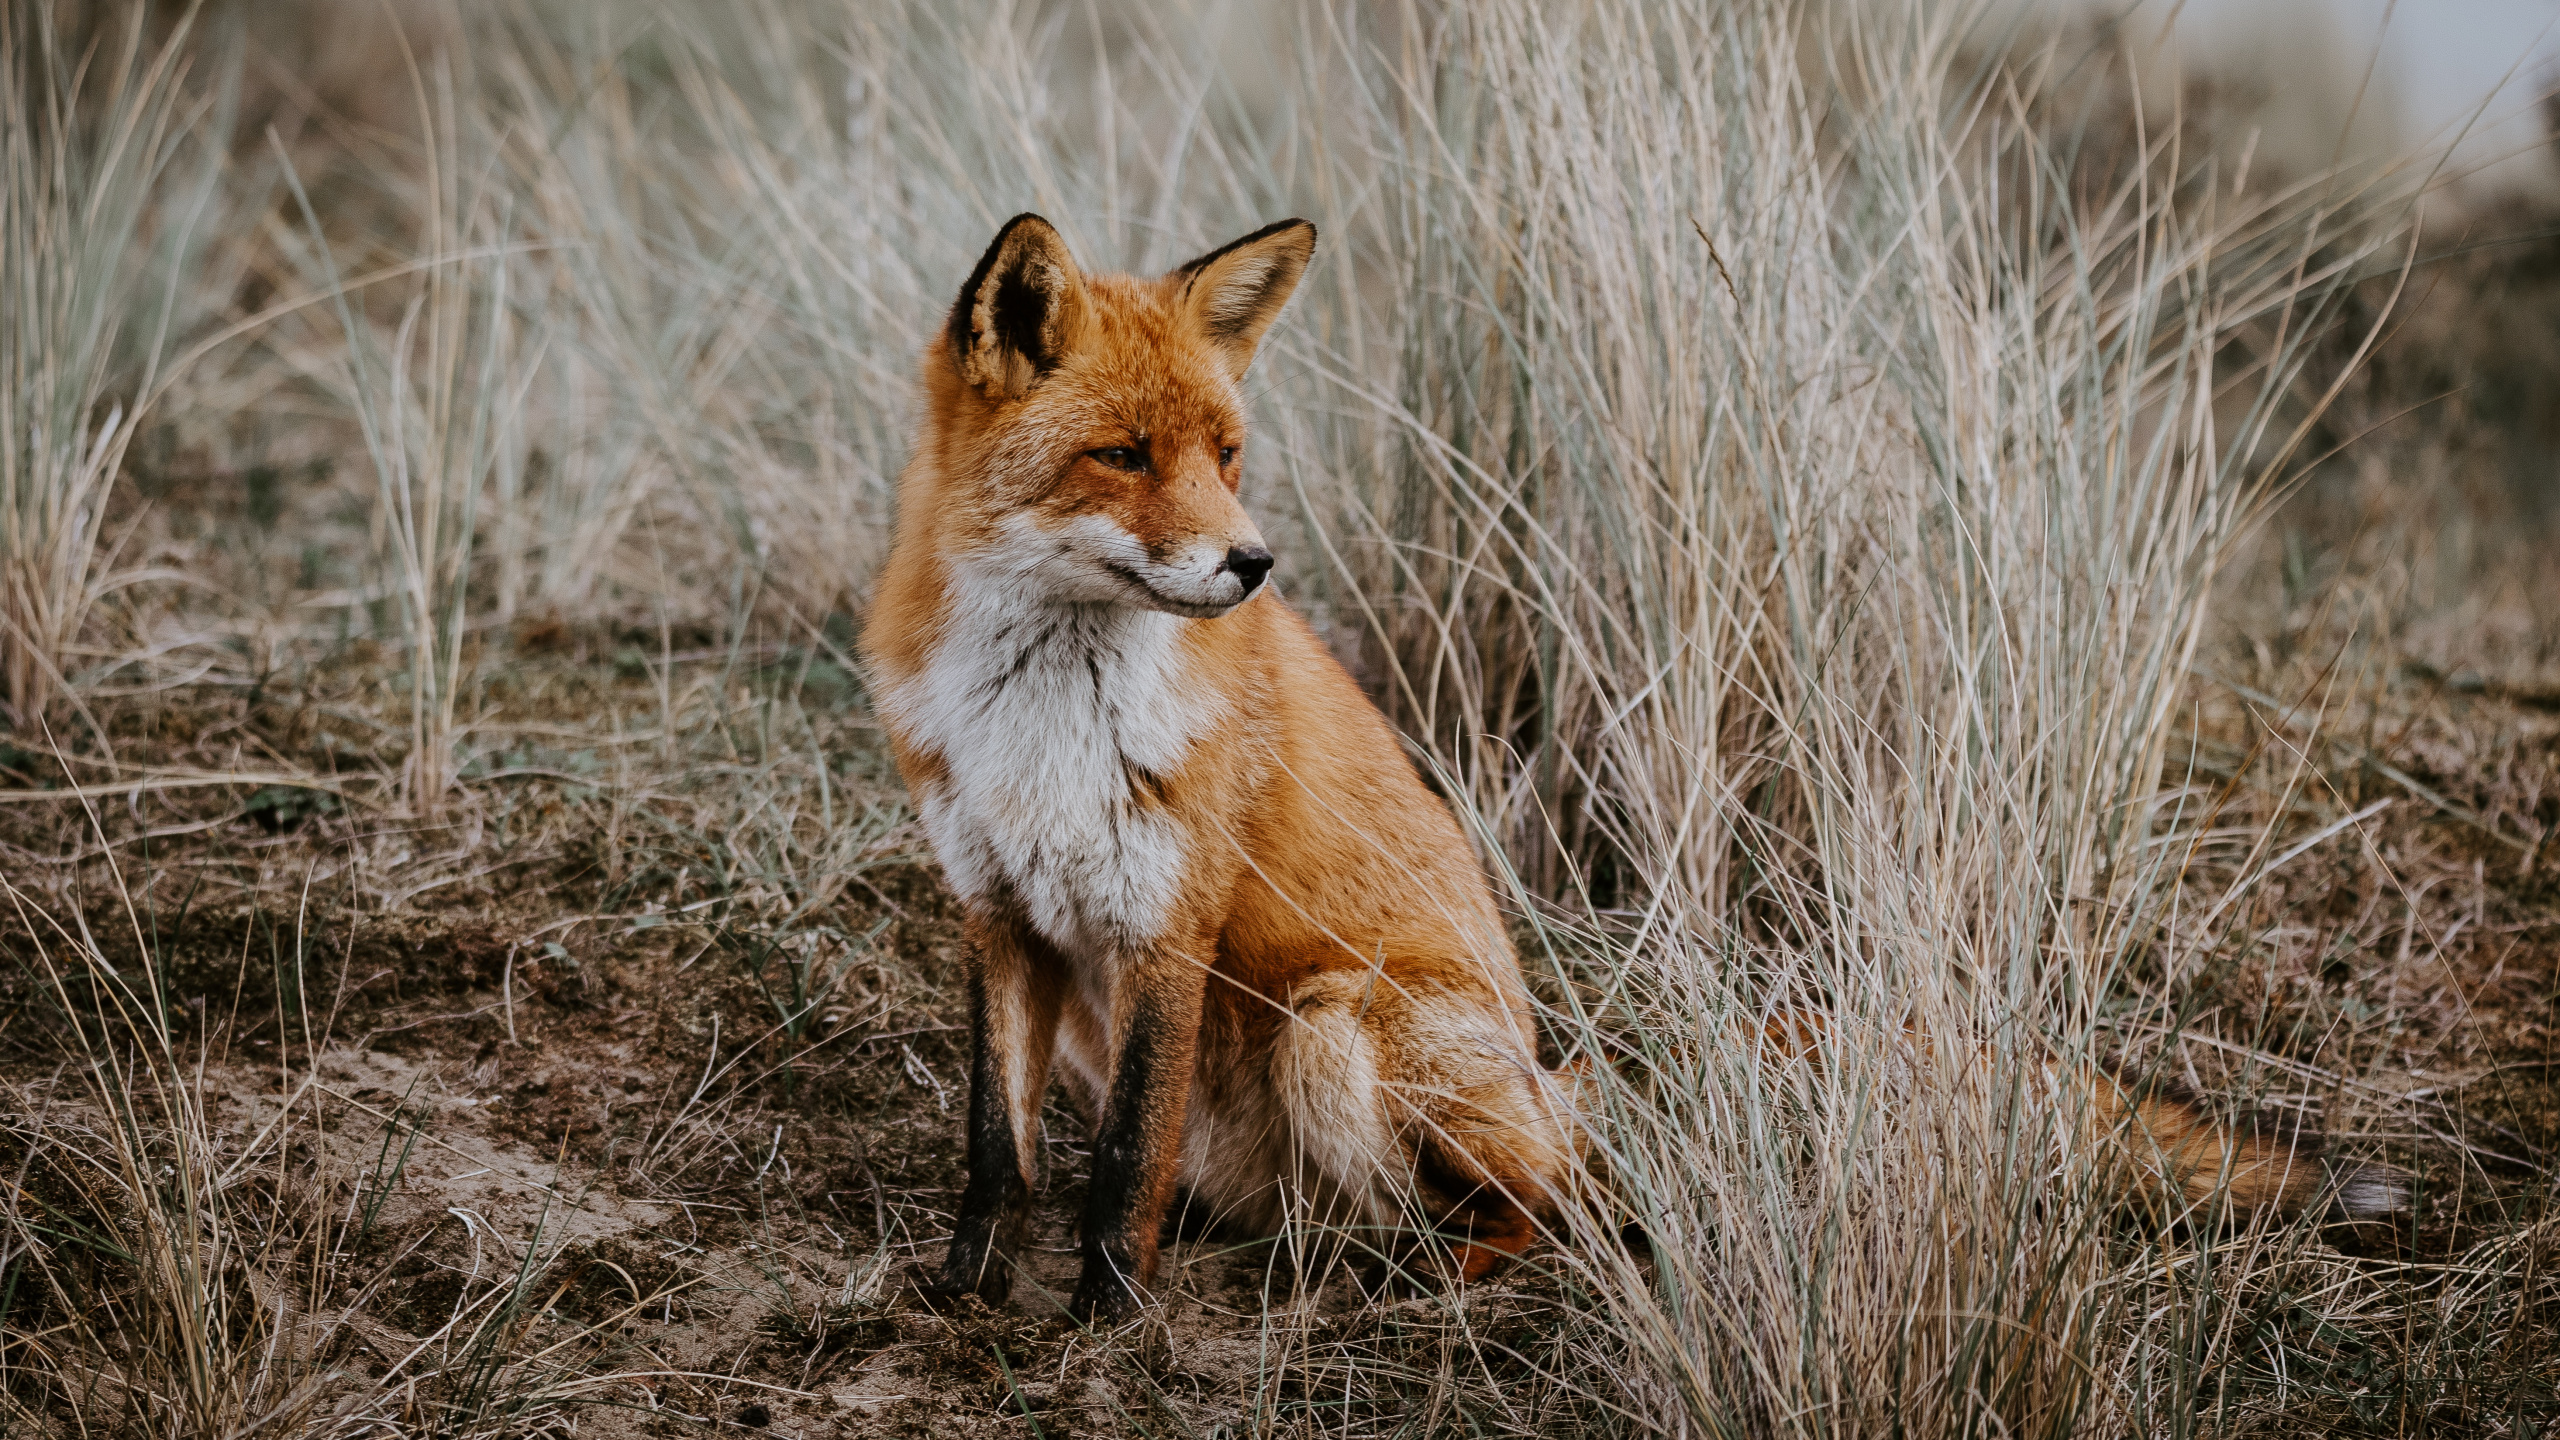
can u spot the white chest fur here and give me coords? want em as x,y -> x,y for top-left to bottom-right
882,568 -> 1218,957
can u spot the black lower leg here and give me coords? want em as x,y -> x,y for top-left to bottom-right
1070,1008 -> 1175,1321
931,975 -> 1033,1303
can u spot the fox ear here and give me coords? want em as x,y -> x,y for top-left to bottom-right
1173,219 -> 1316,379
949,214 -> 1087,397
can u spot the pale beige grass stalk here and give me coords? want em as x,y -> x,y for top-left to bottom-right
1,6 -> 218,734
265,36 -> 547,817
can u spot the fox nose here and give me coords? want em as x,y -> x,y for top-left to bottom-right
1223,545 -> 1274,595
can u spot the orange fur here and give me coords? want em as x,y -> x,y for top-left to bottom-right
1748,1012 -> 2400,1219
864,215 -> 1568,1321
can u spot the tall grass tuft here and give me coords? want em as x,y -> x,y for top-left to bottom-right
1276,3 -> 2397,1432
0,5 -> 225,733
0,876 -> 329,1435
270,36 -> 547,815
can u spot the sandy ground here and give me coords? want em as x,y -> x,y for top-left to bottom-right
3,650 -> 2553,1435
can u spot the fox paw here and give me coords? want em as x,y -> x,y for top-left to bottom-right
1066,1273 -> 1148,1325
917,1258 -> 1012,1311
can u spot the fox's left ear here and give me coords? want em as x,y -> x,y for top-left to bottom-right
1173,219 -> 1316,380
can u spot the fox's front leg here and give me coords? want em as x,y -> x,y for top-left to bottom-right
929,917 -> 1067,1305
1069,950 -> 1208,1323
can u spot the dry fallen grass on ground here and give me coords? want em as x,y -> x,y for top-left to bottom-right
1,2 -> 2556,1436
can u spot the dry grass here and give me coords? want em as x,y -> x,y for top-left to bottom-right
1,4 -> 230,731
1,1 -> 2555,1436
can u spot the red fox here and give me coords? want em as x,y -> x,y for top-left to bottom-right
859,214 -> 2402,1323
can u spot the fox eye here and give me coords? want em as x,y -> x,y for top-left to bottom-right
1219,446 -> 1239,466
1090,446 -> 1145,472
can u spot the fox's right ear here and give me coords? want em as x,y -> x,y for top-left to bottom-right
948,213 -> 1087,398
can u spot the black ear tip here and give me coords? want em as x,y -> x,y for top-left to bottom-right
950,214 -> 1060,360
1173,217 -> 1321,280
966,214 -> 1061,280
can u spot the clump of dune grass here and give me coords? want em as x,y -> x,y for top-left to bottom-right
0,872 -> 388,1435
0,4 -> 231,734
261,32 -> 552,817
1263,3 -> 2407,1432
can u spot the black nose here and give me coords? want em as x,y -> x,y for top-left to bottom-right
1223,545 -> 1274,594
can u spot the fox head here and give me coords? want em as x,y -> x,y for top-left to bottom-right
915,213 -> 1315,619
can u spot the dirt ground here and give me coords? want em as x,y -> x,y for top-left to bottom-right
0,638 -> 1616,1438
0,635 -> 2549,1424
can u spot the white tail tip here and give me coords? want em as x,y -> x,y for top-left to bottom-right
2331,1164 -> 2409,1220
